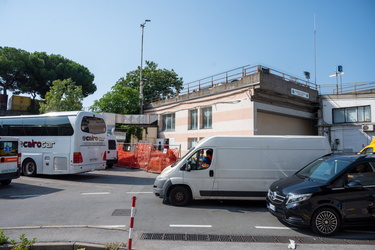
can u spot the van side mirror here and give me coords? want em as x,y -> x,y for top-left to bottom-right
346,180 -> 363,190
186,161 -> 192,172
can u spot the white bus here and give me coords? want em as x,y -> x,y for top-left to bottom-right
0,137 -> 21,185
0,111 -> 107,176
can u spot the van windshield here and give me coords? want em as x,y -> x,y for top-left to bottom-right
170,147 -> 196,168
295,156 -> 354,182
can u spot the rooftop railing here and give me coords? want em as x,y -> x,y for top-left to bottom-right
147,65 -> 317,103
179,65 -> 317,96
318,81 -> 375,95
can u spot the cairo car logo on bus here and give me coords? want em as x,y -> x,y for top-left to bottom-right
82,135 -> 105,141
21,140 -> 55,148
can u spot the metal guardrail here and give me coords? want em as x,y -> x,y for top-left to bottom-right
318,81 -> 375,95
147,65 -> 317,103
179,64 -> 318,95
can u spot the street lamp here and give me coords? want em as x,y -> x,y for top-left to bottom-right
139,19 -> 151,115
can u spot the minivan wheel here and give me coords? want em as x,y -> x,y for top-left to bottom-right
23,159 -> 37,177
311,207 -> 340,236
0,179 -> 12,185
169,186 -> 192,206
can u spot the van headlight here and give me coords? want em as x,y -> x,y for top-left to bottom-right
286,193 -> 312,205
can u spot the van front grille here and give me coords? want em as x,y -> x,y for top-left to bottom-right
267,190 -> 286,204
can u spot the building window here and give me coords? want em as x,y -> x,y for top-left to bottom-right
189,109 -> 198,130
162,113 -> 175,131
188,138 -> 198,149
333,106 -> 371,123
201,107 -> 212,129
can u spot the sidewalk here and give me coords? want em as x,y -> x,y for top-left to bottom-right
1,226 -> 374,250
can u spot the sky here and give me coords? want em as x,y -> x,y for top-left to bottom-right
1,0 -> 374,109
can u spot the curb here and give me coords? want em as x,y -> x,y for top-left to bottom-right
0,242 -> 127,250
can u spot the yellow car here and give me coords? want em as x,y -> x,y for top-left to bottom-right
358,139 -> 375,154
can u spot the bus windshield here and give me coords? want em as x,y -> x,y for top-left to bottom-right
81,116 -> 106,134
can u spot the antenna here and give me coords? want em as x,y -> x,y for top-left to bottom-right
314,14 -> 317,85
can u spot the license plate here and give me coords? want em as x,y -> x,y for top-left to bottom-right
268,203 -> 276,212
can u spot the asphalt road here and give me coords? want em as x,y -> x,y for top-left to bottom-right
0,166 -> 374,249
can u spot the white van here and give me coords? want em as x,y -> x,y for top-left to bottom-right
153,135 -> 332,206
106,134 -> 118,168
0,137 -> 20,185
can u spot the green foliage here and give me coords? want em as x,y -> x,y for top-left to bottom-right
0,47 -> 29,96
120,61 -> 183,104
105,242 -> 126,250
115,125 -> 144,143
39,78 -> 84,113
10,233 -> 36,250
91,61 -> 184,114
0,229 -> 9,245
0,46 -> 96,100
90,84 -> 140,114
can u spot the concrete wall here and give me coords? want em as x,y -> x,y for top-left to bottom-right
320,93 -> 375,152
157,89 -> 255,155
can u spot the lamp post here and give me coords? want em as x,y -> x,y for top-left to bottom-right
139,19 -> 151,115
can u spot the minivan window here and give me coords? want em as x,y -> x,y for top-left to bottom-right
187,148 -> 213,170
296,156 -> 354,182
347,162 -> 375,186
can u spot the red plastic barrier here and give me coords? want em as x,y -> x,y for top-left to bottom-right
116,143 -> 179,173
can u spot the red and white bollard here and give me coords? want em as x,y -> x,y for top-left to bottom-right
128,196 -> 136,250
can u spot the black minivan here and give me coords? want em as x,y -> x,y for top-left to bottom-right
266,154 -> 375,236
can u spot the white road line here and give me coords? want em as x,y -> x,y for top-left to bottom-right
170,225 -> 212,228
81,192 -> 110,195
126,192 -> 153,194
255,226 -> 297,230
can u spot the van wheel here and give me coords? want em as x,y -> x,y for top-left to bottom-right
0,179 -> 11,185
311,207 -> 340,236
169,186 -> 191,206
23,159 -> 37,177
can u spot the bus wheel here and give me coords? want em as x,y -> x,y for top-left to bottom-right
23,159 -> 37,177
169,186 -> 191,206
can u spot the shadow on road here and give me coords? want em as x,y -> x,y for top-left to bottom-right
0,182 -> 63,200
31,167 -> 156,186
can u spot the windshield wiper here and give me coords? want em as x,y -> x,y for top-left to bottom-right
295,173 -> 308,179
295,173 -> 315,181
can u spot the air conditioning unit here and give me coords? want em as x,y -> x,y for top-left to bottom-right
362,124 -> 374,132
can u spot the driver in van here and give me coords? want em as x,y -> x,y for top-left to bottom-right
200,149 -> 213,168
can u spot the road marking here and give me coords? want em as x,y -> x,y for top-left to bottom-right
170,225 -> 212,228
255,226 -> 297,230
81,192 -> 110,195
127,192 -> 153,194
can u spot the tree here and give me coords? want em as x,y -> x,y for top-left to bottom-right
0,47 -> 96,100
120,61 -> 183,104
0,47 -> 29,96
90,83 -> 140,114
21,52 -> 96,99
90,61 -> 183,114
39,79 -> 84,113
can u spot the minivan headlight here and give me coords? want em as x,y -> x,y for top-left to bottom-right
286,193 -> 312,205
